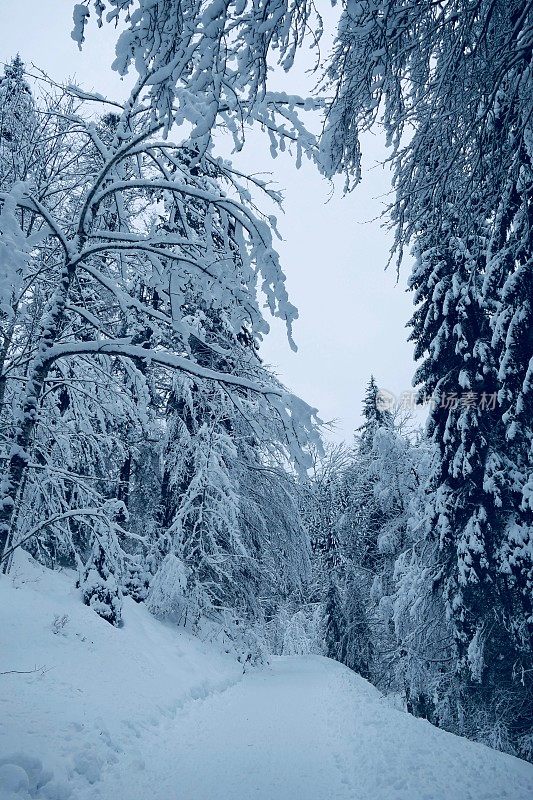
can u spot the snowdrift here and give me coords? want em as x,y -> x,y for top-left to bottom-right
0,553 -> 241,799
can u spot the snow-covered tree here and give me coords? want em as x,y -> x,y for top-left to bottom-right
0,73 -> 319,576
154,346 -> 312,645
0,57 -> 43,416
71,0 -> 323,148
358,375 -> 393,453
0,55 -> 36,187
321,0 -> 533,755
160,374 -> 258,623
81,533 -> 123,626
323,578 -> 347,664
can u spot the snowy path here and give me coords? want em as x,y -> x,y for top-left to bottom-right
78,656 -> 533,800
2,559 -> 533,800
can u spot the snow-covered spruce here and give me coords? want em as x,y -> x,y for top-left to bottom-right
321,0 -> 533,757
80,537 -> 123,627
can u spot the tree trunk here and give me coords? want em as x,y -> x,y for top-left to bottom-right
0,314 -> 17,418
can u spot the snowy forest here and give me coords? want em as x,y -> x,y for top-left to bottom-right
1,1 -> 532,793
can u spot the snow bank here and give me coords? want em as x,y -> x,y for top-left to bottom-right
0,552 -> 241,799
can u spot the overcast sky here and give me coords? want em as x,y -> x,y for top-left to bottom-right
0,1 -> 420,441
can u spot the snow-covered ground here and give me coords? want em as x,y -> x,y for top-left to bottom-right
1,554 -> 532,800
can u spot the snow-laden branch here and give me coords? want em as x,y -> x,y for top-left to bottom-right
0,507 -> 123,565
46,338 -> 286,398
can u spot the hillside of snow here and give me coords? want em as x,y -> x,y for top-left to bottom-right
1,554 -> 532,800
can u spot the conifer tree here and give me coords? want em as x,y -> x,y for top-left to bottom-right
81,536 -> 123,626
322,0 -> 533,755
358,375 -> 393,454
323,578 -> 347,664
0,55 -> 36,185
407,220 -> 530,740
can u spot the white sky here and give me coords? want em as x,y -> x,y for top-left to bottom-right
0,1 -> 420,441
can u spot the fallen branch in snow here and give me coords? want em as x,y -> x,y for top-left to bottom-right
0,665 -> 50,676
